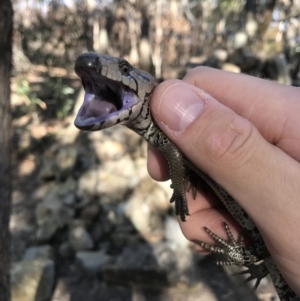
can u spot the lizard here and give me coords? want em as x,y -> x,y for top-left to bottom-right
73,51 -> 299,301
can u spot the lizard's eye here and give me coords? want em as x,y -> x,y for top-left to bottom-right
119,61 -> 131,75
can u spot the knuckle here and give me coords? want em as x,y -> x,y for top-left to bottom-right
204,115 -> 257,168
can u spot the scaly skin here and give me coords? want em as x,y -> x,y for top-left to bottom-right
73,52 -> 299,301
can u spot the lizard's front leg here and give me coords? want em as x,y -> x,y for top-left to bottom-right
156,135 -> 190,221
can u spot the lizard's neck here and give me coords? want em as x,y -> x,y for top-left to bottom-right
126,93 -> 161,147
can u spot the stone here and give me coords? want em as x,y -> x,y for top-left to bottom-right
92,140 -> 125,161
55,144 -> 78,179
221,63 -> 241,73
245,14 -> 258,37
58,242 -> 73,258
58,178 -> 77,196
233,31 -> 248,49
90,213 -> 115,241
124,178 -> 171,242
164,216 -> 190,249
39,157 -> 57,180
76,250 -> 112,276
102,242 -> 198,287
39,144 -> 78,180
69,226 -> 94,251
33,182 -> 58,201
80,203 -> 100,221
11,258 -> 55,301
63,193 -> 76,206
23,245 -> 53,261
36,194 -> 75,242
77,161 -> 132,202
36,220 -> 60,242
213,49 -> 228,62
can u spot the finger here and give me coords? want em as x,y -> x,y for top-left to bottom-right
183,67 -> 300,161
147,145 -> 169,181
178,206 -> 245,254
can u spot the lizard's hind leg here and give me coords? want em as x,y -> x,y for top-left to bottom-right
194,222 -> 268,291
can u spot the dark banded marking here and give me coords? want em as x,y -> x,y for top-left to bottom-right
131,75 -> 139,95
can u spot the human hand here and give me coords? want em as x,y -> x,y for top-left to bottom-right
147,67 -> 300,294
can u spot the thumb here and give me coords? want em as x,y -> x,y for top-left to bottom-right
150,79 -> 297,231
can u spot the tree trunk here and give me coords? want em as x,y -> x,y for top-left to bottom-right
0,0 -> 13,300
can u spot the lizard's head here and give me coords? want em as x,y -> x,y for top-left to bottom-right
74,52 -> 156,131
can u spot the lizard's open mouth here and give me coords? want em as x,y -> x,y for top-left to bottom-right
74,54 -> 139,130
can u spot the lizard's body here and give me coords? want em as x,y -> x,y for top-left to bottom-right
74,52 -> 299,301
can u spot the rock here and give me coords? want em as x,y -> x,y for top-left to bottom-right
33,182 -> 58,201
185,56 -> 207,70
69,226 -> 94,251
11,258 -> 55,301
102,242 -> 199,287
39,144 -> 78,180
266,54 -> 292,85
133,157 -> 150,180
124,178 -> 171,242
110,220 -> 140,249
213,49 -> 228,62
80,203 -> 100,221
92,140 -> 125,161
36,220 -> 59,242
229,49 -> 260,73
23,245 -> 53,261
58,178 -> 77,206
58,242 -> 73,258
63,193 -> 76,206
39,156 -> 57,180
221,63 -> 241,73
55,144 -> 78,179
76,250 -> 113,276
164,216 -> 190,249
77,157 -> 137,202
245,14 -> 258,37
69,219 -> 87,229
58,178 -> 77,195
90,212 -> 115,241
36,193 -> 75,242
233,31 -> 248,49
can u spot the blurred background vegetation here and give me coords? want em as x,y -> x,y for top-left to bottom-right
12,0 -> 300,119
9,1 -> 300,301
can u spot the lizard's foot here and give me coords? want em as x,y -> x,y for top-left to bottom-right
169,168 -> 208,221
194,222 -> 259,266
170,187 -> 189,221
232,262 -> 269,292
194,222 -> 268,291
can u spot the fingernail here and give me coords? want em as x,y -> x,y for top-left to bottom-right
157,83 -> 205,132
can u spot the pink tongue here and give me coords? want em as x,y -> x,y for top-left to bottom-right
87,96 -> 117,117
